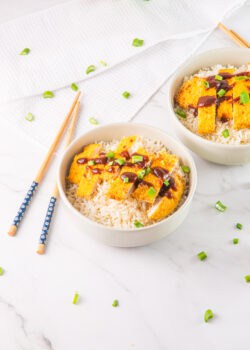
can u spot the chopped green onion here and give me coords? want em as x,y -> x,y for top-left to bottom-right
215,74 -> 223,81
145,167 -> 151,175
203,81 -> 210,88
122,91 -> 131,99
181,165 -> 190,174
0,267 -> 4,276
204,309 -> 213,322
100,60 -> 107,67
245,275 -> 250,283
123,177 -> 129,183
86,65 -> 96,74
235,75 -> 249,80
215,200 -> 227,212
112,299 -> 119,307
176,108 -> 186,119
132,38 -> 144,47
236,222 -> 243,230
88,117 -> 99,125
72,292 -> 79,305
88,160 -> 95,166
222,129 -> 229,138
138,169 -> 146,179
233,238 -> 239,244
71,83 -> 78,91
147,187 -> 156,197
20,48 -> 30,55
116,158 -> 125,166
197,251 -> 207,261
134,220 -> 144,228
132,155 -> 143,163
107,151 -> 115,159
25,112 -> 35,122
240,91 -> 250,104
163,180 -> 170,186
43,91 -> 54,98
217,89 -> 226,97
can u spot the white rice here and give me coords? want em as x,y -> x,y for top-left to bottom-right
65,137 -> 189,229
176,65 -> 250,145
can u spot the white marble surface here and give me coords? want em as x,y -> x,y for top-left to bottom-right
1,1 -> 250,350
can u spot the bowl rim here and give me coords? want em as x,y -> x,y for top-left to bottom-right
168,47 -> 250,150
57,122 -> 197,232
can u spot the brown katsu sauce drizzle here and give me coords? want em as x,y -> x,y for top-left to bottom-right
159,176 -> 177,198
91,168 -> 102,174
120,150 -> 130,160
152,167 -> 169,180
120,172 -> 138,183
93,157 -> 108,165
197,96 -> 216,107
77,157 -> 88,164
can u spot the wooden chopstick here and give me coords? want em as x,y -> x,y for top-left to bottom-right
8,91 -> 81,237
37,101 -> 80,255
218,22 -> 250,48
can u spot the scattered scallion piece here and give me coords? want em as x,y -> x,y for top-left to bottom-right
116,158 -> 125,166
215,200 -> 227,212
71,83 -> 78,91
204,309 -> 213,322
43,91 -> 54,98
176,108 -> 186,119
203,81 -> 210,88
222,129 -> 229,138
88,160 -> 95,166
88,117 -> 99,125
20,48 -> 30,55
215,74 -> 223,81
197,251 -> 207,261
123,177 -> 129,183
100,60 -> 107,67
245,275 -> 250,283
132,155 -> 143,163
112,299 -> 119,307
236,222 -> 243,230
138,169 -> 146,179
0,267 -> 4,276
235,75 -> 249,80
107,151 -> 115,159
240,91 -> 250,104
233,238 -> 239,244
145,167 -> 151,175
72,292 -> 79,305
147,187 -> 156,197
25,112 -> 35,122
132,38 -> 144,47
122,91 -> 131,99
86,65 -> 96,74
217,89 -> 226,97
163,180 -> 170,186
181,165 -> 190,174
134,221 -> 144,228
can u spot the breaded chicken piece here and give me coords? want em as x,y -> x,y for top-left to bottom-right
217,68 -> 235,121
197,78 -> 216,135
107,165 -> 140,200
67,144 -> 102,184
116,136 -> 139,155
76,164 -> 104,199
148,174 -> 185,221
175,76 -> 201,109
133,151 -> 179,204
233,78 -> 250,129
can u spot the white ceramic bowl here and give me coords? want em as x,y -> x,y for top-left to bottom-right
168,47 -> 250,165
57,123 -> 197,247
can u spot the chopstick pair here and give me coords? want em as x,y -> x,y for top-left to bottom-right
8,92 -> 81,246
218,22 -> 250,48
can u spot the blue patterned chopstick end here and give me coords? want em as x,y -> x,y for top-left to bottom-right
39,196 -> 57,245
13,181 -> 39,228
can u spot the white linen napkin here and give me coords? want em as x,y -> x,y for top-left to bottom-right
0,0 -> 247,147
